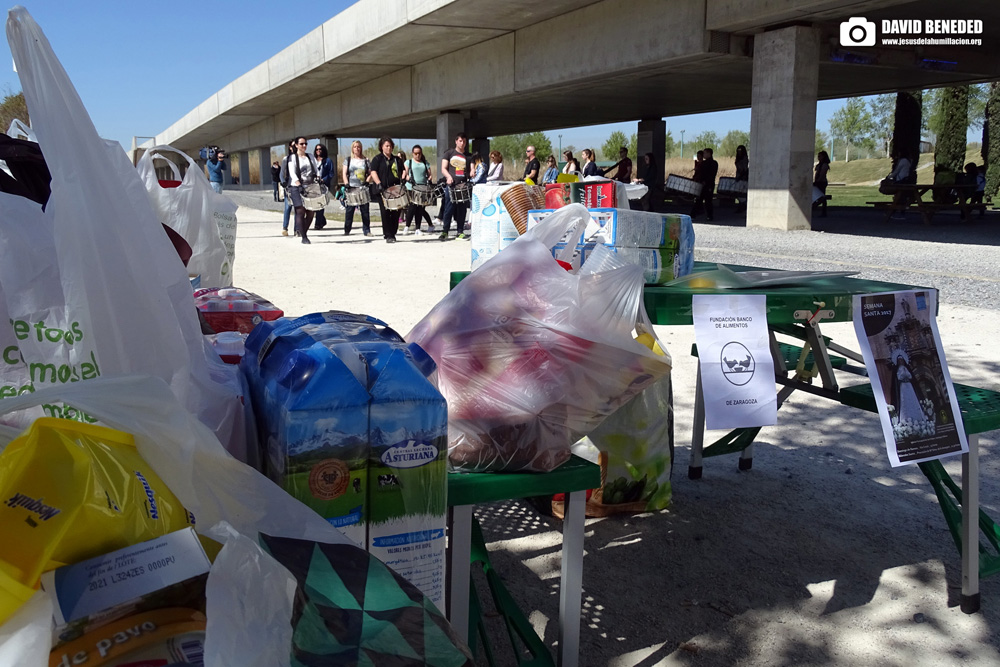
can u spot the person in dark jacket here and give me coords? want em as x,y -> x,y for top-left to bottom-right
691,148 -> 718,221
270,160 -> 281,201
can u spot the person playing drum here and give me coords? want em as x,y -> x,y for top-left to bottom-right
439,131 -> 473,241
403,144 -> 435,235
341,140 -> 372,236
369,136 -> 407,244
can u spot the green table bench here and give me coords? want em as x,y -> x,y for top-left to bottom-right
447,455 -> 601,666
840,382 -> 1000,613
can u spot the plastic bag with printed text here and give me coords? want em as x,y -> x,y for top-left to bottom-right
408,203 -> 672,472
0,7 -> 245,460
0,376 -> 352,667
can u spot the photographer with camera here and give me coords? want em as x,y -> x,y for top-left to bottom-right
206,147 -> 227,194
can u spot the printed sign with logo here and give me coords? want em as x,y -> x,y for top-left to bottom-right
692,294 -> 777,429
852,289 -> 967,466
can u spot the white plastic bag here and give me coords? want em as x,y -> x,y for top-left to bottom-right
0,376 -> 349,667
137,145 -> 238,288
0,7 -> 245,459
408,204 -> 672,472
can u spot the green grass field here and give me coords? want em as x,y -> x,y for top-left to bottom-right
824,185 -> 888,207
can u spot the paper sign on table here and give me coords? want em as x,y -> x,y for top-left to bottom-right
852,290 -> 967,466
692,294 -> 777,429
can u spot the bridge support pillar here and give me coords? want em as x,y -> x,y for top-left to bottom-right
322,135 -> 338,186
437,111 -> 465,169
748,25 -> 819,231
472,137 -> 489,162
637,118 -> 665,187
256,148 -> 271,189
236,151 -> 250,188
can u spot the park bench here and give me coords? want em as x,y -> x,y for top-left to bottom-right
867,200 -> 987,224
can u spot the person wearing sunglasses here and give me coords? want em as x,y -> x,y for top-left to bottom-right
522,145 -> 540,184
403,144 -> 435,235
285,137 -> 320,244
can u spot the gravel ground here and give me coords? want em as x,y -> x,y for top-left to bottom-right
230,193 -> 1000,667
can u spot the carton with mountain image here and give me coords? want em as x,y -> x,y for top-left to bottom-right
241,312 -> 447,607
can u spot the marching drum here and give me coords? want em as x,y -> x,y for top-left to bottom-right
345,186 -> 371,206
665,173 -> 703,197
447,181 -> 473,204
381,184 -> 410,210
717,177 -> 748,196
300,183 -> 331,212
410,183 -> 438,206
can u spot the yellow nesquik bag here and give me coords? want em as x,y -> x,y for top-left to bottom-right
0,418 -> 193,624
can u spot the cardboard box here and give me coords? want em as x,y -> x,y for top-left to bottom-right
41,528 -> 210,646
528,208 -> 695,283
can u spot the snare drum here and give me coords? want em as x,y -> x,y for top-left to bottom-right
665,174 -> 703,197
410,183 -> 438,206
381,184 -> 410,210
345,186 -> 370,206
447,181 -> 473,204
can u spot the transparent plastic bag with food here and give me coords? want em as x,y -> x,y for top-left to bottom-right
408,204 -> 672,472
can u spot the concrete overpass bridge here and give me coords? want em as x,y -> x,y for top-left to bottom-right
147,0 -> 1000,230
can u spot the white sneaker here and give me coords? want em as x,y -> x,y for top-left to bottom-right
414,228 -> 424,236
401,226 -> 412,236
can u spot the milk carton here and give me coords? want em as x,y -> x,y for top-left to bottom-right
470,182 -> 519,271
367,344 -> 447,608
241,312 -> 447,607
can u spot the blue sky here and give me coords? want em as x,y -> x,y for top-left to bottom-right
0,2 -> 853,154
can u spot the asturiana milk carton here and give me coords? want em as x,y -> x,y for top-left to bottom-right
241,312 -> 448,609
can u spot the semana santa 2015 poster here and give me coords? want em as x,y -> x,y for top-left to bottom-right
852,290 -> 967,467
692,294 -> 777,430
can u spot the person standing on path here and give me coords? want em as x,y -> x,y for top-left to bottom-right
522,145 -> 540,184
440,131 -> 473,241
691,147 -> 718,221
403,144 -> 435,235
206,149 -> 226,194
581,148 -> 599,177
369,136 -> 407,244
813,150 -> 831,218
270,160 -> 281,201
341,140 -> 372,236
286,136 -> 319,244
312,143 -> 334,230
279,140 -> 295,235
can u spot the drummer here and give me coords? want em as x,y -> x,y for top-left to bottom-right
439,131 -> 473,241
402,144 -> 436,235
341,140 -> 372,236
370,136 -> 407,244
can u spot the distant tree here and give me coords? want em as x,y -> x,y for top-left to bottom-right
935,86 -> 969,173
628,133 -> 638,162
814,130 -> 830,156
718,129 -> 750,157
922,88 -> 941,140
829,97 -> 872,161
891,90 -> 922,173
867,94 -> 895,156
664,130 -> 675,158
491,132 -> 553,168
987,82 -> 1000,197
690,130 -> 719,154
0,89 -> 28,135
969,83 -> 988,130
524,131 -> 554,162
601,130 -> 629,162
